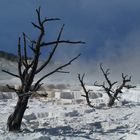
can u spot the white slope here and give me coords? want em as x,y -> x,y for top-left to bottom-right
0,86 -> 140,140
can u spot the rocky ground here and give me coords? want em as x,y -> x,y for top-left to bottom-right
0,86 -> 140,140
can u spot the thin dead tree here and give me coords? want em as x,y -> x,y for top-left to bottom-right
94,64 -> 136,107
78,74 -> 94,108
2,7 -> 85,131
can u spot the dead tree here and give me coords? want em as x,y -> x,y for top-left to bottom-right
78,74 -> 94,108
94,64 -> 136,107
2,7 -> 85,131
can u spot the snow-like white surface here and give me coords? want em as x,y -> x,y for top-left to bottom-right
0,86 -> 140,140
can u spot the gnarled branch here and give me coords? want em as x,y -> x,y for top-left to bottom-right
33,54 -> 81,90
35,24 -> 65,74
2,70 -> 20,78
40,40 -> 85,47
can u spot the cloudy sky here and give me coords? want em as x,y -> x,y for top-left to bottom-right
0,0 -> 140,83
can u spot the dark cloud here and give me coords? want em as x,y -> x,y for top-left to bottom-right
0,0 -> 140,82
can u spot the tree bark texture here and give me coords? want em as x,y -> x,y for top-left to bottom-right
7,96 -> 29,131
108,96 -> 115,107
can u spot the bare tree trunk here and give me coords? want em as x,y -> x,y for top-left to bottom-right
7,96 -> 29,131
108,96 -> 115,107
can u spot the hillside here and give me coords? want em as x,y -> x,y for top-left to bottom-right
0,51 -> 18,81
0,50 -> 18,62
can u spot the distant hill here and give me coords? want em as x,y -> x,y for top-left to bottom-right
0,50 -> 33,62
0,51 -> 18,62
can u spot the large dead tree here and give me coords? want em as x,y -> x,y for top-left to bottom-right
78,74 -> 94,108
2,7 -> 85,131
94,64 -> 136,107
